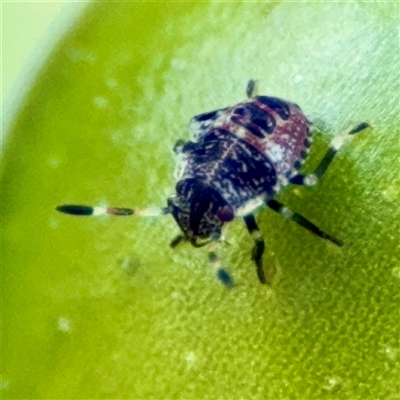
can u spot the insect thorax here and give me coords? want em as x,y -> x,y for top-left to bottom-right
176,129 -> 277,212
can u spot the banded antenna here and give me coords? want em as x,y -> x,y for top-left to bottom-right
56,203 -> 235,287
56,204 -> 169,217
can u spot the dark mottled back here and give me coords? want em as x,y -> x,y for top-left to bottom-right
255,96 -> 291,120
181,129 -> 276,209
231,102 -> 276,138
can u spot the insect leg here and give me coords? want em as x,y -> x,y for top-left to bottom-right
173,139 -> 187,154
207,243 -> 235,287
243,214 -> 266,284
170,234 -> 185,248
246,79 -> 259,98
266,199 -> 343,247
290,122 -> 370,186
56,204 -> 169,217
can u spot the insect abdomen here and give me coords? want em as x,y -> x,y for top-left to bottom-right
188,94 -> 311,197
224,97 -> 311,186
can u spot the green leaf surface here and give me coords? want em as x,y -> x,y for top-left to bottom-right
3,2 -> 399,399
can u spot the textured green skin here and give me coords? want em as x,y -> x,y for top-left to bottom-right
2,2 -> 399,399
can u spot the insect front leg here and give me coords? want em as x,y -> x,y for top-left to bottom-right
290,122 -> 370,186
243,214 -> 266,284
170,234 -> 185,248
266,199 -> 343,246
207,242 -> 235,288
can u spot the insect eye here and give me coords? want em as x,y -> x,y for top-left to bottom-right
217,205 -> 234,222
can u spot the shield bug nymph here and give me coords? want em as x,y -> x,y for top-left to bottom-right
56,80 -> 369,287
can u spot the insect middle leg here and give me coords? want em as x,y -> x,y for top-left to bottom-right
244,214 -> 266,284
266,199 -> 343,247
290,122 -> 370,186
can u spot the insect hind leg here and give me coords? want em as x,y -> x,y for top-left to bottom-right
246,79 -> 259,98
266,199 -> 343,247
290,122 -> 370,186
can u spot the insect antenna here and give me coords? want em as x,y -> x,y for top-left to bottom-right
56,204 -> 169,217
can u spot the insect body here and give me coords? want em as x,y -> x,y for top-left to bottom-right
171,90 -> 310,240
57,80 -> 369,287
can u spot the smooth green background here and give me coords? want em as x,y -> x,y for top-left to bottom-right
3,2 -> 399,399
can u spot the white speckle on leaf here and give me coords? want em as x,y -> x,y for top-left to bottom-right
106,78 -> 118,88
379,345 -> 398,361
110,129 -> 124,145
184,351 -> 197,369
1,380 -> 9,390
392,267 -> 400,279
57,316 -> 72,333
293,74 -> 304,84
94,96 -> 108,108
120,256 -> 130,271
171,58 -> 187,71
323,376 -> 342,391
48,156 -> 60,168
49,217 -> 59,229
381,185 -> 399,204
67,48 -> 96,64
